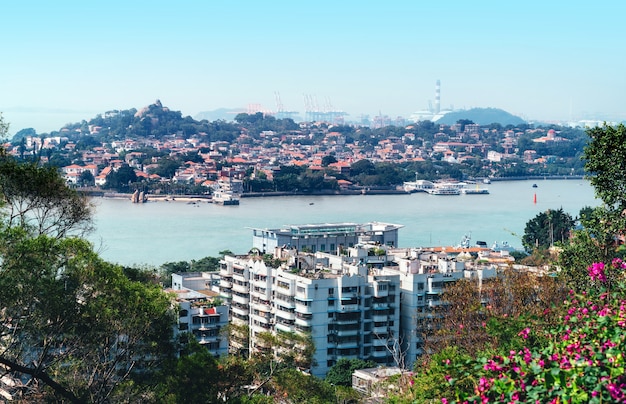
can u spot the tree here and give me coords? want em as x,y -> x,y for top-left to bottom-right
583,123 -> 626,234
558,206 -> 623,291
0,149 -> 175,402
350,159 -> 376,176
155,340 -> 223,403
78,169 -> 95,186
0,155 -> 94,238
0,231 -> 175,402
426,268 -> 566,358
152,157 -> 181,179
521,208 -> 574,252
325,358 -> 376,387
103,164 -> 138,192
321,154 -> 338,167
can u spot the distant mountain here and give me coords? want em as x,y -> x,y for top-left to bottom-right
194,108 -> 245,122
436,107 -> 526,126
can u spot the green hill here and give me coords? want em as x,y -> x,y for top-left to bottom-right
436,107 -> 526,126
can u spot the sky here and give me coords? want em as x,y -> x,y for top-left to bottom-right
1,1 -> 625,135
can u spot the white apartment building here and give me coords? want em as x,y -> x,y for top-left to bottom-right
219,254 -> 401,378
170,273 -> 229,357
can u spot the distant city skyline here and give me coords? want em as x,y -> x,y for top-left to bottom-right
2,1 -> 625,135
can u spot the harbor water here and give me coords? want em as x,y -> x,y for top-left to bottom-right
89,179 -> 599,266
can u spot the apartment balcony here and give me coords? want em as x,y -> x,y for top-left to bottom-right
220,290 -> 232,300
339,304 -> 360,312
196,335 -> 220,344
251,313 -> 271,325
373,289 -> 388,298
370,349 -> 389,358
275,323 -> 294,333
231,305 -> 248,317
295,317 -> 312,327
274,297 -> 296,309
276,309 -> 296,321
220,279 -> 232,288
372,313 -> 389,322
219,268 -> 232,277
232,294 -> 250,305
191,323 -> 220,331
335,313 -> 360,324
372,338 -> 389,347
275,283 -> 293,294
254,301 -> 272,313
372,302 -> 389,310
336,328 -> 359,337
250,288 -> 269,300
295,303 -> 313,314
336,340 -> 359,349
232,282 -> 248,294
372,325 -> 388,334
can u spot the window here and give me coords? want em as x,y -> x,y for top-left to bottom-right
329,288 -> 334,295
330,243 -> 335,252
320,244 -> 326,252
417,282 -> 424,290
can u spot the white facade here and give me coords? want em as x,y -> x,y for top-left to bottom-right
176,300 -> 229,357
219,254 -> 401,378
170,274 -> 229,357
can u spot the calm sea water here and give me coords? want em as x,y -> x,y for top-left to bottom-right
88,179 -> 599,267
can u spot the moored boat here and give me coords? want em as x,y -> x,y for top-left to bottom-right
212,190 -> 240,205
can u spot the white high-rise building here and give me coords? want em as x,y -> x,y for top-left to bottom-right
219,253 -> 401,378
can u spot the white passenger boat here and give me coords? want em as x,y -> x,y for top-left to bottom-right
212,190 -> 240,205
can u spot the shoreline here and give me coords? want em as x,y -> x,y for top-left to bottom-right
85,175 -> 587,202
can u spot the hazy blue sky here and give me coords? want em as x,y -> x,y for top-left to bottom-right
1,1 -> 625,134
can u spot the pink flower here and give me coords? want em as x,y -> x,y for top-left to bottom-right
588,262 -> 607,282
518,327 -> 530,339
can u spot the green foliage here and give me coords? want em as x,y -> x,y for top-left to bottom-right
325,358 -> 377,386
0,230 -> 175,402
0,155 -> 94,238
396,261 -> 626,403
102,164 -> 138,192
10,127 -> 36,144
399,347 -> 474,403
522,208 -> 574,252
585,124 -> 626,214
271,368 -> 336,403
78,169 -> 95,186
321,154 -> 337,167
155,340 -> 223,403
437,261 -> 626,403
0,156 -> 175,402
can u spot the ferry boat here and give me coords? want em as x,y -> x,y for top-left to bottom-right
212,190 -> 240,205
406,180 -> 489,195
426,187 -> 461,195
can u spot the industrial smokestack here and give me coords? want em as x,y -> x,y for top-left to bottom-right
435,79 -> 441,114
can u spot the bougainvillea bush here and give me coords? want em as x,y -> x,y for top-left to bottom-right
437,260 -> 626,403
